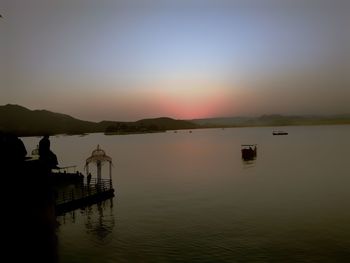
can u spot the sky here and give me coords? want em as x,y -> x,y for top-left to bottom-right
1,0 -> 349,121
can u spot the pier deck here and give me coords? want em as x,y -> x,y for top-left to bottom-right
55,178 -> 115,215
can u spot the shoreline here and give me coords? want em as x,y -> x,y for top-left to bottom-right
14,122 -> 350,137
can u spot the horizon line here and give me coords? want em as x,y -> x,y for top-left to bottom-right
2,103 -> 350,123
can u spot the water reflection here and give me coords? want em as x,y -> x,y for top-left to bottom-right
85,198 -> 115,240
59,209 -> 76,224
58,198 -> 115,241
242,158 -> 257,168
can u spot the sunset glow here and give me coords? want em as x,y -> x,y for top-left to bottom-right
1,1 -> 349,121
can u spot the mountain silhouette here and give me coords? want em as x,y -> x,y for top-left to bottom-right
0,104 -> 100,136
0,104 -> 198,136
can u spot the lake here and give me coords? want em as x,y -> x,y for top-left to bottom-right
22,125 -> 350,262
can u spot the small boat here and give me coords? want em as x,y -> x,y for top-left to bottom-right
241,144 -> 257,160
272,130 -> 288,135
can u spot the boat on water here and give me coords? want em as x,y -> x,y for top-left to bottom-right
272,130 -> 288,135
241,144 -> 257,160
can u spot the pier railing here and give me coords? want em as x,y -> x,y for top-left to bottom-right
55,178 -> 113,206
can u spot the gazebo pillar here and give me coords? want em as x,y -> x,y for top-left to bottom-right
109,161 -> 112,181
97,160 -> 102,185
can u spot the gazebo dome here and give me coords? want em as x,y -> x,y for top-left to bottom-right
92,145 -> 106,157
86,145 -> 112,164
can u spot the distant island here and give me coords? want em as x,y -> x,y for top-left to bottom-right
104,117 -> 197,135
1,104 -> 350,136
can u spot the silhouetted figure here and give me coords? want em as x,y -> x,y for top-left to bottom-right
87,172 -> 92,185
0,132 -> 27,164
0,132 -> 58,263
39,135 -> 58,169
39,135 -> 50,156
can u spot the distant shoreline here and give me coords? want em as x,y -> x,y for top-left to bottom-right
200,121 -> 350,129
104,130 -> 167,136
2,104 -> 350,137
16,122 -> 350,137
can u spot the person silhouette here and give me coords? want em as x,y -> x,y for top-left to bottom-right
39,135 -> 50,155
39,135 -> 58,169
0,132 -> 27,165
87,172 -> 92,185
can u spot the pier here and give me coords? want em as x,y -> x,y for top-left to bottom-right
54,144 -> 115,215
54,178 -> 114,215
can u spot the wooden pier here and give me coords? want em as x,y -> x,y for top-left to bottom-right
55,178 -> 115,215
51,145 -> 116,215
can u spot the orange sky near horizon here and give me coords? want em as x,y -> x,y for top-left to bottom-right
1,1 -> 349,121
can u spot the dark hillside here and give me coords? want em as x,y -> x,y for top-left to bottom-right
0,104 -> 100,136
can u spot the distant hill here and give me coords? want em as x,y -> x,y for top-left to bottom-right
0,104 -> 198,136
1,104 -> 349,136
0,104 -> 101,136
192,114 -> 350,127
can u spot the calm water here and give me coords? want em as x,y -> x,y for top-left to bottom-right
22,125 -> 350,262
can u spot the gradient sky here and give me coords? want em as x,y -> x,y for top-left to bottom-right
1,0 -> 349,121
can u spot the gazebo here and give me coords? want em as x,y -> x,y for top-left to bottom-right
85,145 -> 112,185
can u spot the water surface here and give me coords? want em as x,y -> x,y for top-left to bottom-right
22,125 -> 350,262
